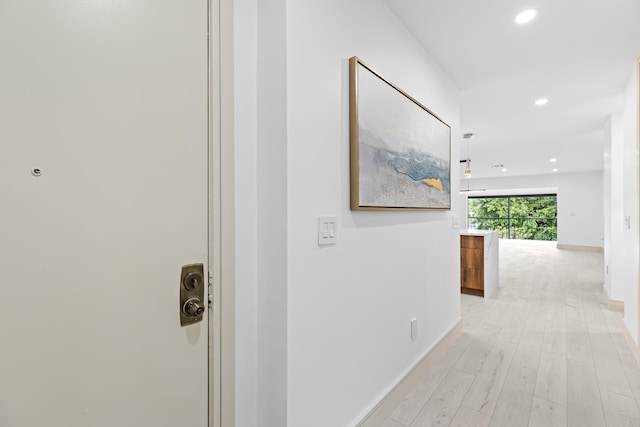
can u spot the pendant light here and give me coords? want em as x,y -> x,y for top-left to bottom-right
459,133 -> 485,193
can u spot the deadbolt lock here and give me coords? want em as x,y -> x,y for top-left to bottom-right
183,272 -> 202,290
180,263 -> 205,327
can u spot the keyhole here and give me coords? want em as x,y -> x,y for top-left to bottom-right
183,272 -> 201,290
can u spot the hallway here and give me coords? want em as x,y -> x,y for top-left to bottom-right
384,239 -> 640,426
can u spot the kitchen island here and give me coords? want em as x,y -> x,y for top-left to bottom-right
460,229 -> 499,298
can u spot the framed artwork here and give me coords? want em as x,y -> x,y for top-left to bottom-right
349,57 -> 451,210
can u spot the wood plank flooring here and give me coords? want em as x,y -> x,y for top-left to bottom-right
385,239 -> 640,427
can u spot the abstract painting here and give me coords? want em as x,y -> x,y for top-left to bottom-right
349,57 -> 451,210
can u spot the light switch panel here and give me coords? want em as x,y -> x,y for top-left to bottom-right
318,216 -> 337,246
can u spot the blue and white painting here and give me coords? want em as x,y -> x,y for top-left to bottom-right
353,60 -> 451,209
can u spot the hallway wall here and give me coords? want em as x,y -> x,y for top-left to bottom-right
603,114 -> 625,301
234,0 -> 462,425
623,62 -> 640,344
232,0 -> 259,424
285,1 -> 461,425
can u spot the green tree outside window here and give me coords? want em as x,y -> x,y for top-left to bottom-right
468,195 -> 557,241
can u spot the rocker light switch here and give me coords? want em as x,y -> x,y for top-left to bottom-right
318,216 -> 337,246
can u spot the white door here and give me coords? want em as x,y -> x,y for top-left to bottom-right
0,2 -> 210,426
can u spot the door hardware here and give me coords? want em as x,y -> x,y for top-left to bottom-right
183,272 -> 202,290
179,263 -> 205,326
182,298 -> 205,317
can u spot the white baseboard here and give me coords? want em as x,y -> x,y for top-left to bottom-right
556,243 -> 603,253
354,319 -> 463,427
609,300 -> 625,312
622,318 -> 640,365
602,284 -> 624,312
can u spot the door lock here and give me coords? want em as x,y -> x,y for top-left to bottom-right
183,272 -> 202,290
183,298 -> 205,317
180,264 -> 205,326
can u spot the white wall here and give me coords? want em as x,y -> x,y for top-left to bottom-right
234,0 -> 291,425
465,172 -> 604,248
603,114 -> 625,301
558,172 -> 605,248
604,120 -> 611,292
623,63 -> 639,343
233,1 -> 462,426
233,0 -> 259,425
255,0 -> 289,424
285,1 -> 461,426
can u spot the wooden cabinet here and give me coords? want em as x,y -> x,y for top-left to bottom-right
460,235 -> 485,296
460,231 -> 499,298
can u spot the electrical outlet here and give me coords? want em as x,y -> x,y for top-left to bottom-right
411,318 -> 418,341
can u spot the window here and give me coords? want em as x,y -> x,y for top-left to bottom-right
468,195 -> 557,241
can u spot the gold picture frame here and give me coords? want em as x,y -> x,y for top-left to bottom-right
349,57 -> 451,211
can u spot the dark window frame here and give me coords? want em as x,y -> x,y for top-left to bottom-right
467,194 -> 558,241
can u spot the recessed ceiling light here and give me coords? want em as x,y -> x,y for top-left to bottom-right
552,168 -> 558,172
535,98 -> 549,106
515,9 -> 537,24
502,168 -> 508,172
550,158 -> 557,163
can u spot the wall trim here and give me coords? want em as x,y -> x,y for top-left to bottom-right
208,0 -> 226,425
217,0 -> 235,425
602,284 -> 624,312
556,243 -> 603,253
354,319 -> 463,426
609,299 -> 625,313
605,297 -> 639,365
623,316 -> 640,365
636,56 -> 640,372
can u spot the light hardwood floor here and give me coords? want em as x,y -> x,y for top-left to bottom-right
384,239 -> 640,427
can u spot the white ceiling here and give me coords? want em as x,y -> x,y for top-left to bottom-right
383,0 -> 640,179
